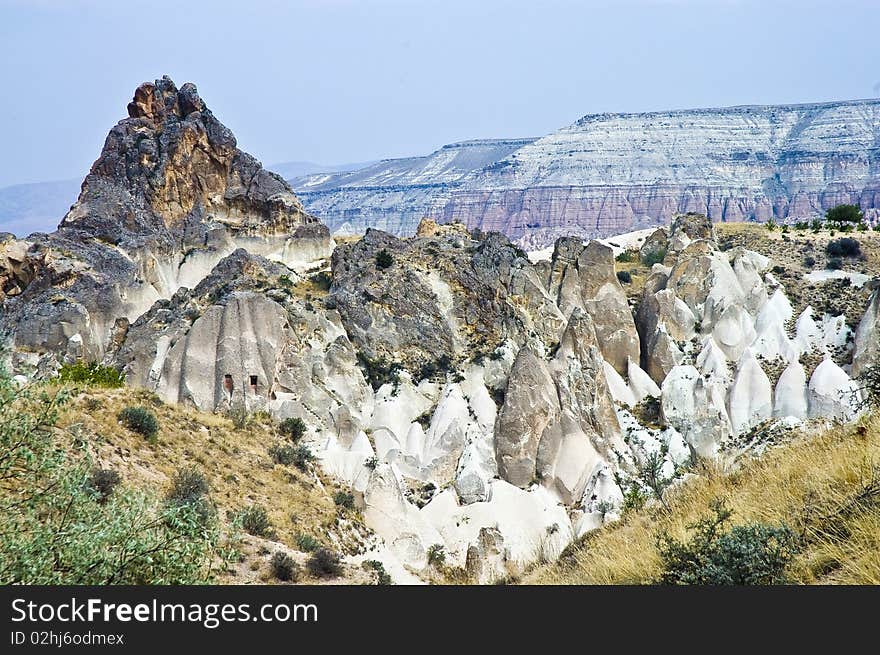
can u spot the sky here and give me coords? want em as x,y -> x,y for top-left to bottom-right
1,0 -> 879,188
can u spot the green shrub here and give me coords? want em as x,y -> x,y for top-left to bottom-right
616,270 -> 632,284
0,367 -> 220,584
165,466 -> 209,507
656,502 -> 798,585
291,445 -> 315,472
295,533 -> 322,552
375,249 -> 394,269
765,218 -> 778,231
278,274 -> 293,288
269,443 -> 297,466
118,406 -> 159,439
270,551 -> 300,582
615,250 -> 635,263
810,218 -> 824,232
356,352 -> 402,391
164,466 -> 214,525
825,237 -> 861,258
279,417 -> 307,442
803,256 -> 816,268
417,354 -> 454,381
307,547 -> 343,578
427,543 -> 446,567
641,249 -> 667,267
234,505 -> 272,538
334,491 -> 355,510
826,257 -> 843,271
56,361 -> 125,388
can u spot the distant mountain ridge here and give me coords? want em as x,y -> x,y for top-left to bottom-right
293,98 -> 880,248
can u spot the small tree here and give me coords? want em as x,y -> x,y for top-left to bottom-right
825,204 -> 864,225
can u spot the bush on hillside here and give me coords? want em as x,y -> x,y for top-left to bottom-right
118,406 -> 159,439
234,505 -> 273,538
270,551 -> 300,582
295,533 -> 322,552
166,467 -> 209,506
307,547 -> 343,578
616,270 -> 632,284
278,417 -> 307,442
334,491 -> 355,510
356,352 -> 402,391
656,501 -> 798,585
825,237 -> 862,258
641,249 -> 667,267
269,443 -> 297,466
362,559 -> 392,585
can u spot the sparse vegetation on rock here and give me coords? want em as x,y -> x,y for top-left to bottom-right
56,361 -> 125,388
118,406 -> 159,440
307,548 -> 343,578
279,417 -> 307,442
656,502 -> 798,585
270,551 -> 300,582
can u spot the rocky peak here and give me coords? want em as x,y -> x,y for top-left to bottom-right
60,75 -> 323,244
1,77 -> 332,365
127,78 -> 205,122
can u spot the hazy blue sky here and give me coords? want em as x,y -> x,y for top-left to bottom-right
1,0 -> 878,187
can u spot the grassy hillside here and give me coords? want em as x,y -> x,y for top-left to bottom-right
0,369 -> 378,585
64,386 -> 379,584
526,413 -> 880,585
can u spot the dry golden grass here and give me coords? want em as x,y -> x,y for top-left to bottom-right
55,386 -> 367,583
526,413 -> 880,585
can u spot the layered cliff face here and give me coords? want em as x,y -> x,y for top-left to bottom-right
0,77 -> 332,366
295,99 -> 880,248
